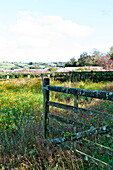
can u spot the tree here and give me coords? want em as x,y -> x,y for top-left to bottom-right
77,52 -> 92,66
65,46 -> 113,68
65,57 -> 77,67
90,49 -> 102,66
78,49 -> 102,66
109,46 -> 113,53
91,48 -> 101,57
28,62 -> 33,65
109,46 -> 113,60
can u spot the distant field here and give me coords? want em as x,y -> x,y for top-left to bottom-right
0,78 -> 113,169
0,62 -> 66,70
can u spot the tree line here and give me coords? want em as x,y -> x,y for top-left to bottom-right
65,46 -> 113,69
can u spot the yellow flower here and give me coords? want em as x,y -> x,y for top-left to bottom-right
26,113 -> 30,115
36,116 -> 38,121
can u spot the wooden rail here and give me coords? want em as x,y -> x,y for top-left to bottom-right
42,78 -> 113,169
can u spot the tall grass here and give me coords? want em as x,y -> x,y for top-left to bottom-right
0,78 -> 113,169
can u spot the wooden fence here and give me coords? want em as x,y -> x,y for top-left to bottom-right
42,78 -> 113,169
1,71 -> 113,82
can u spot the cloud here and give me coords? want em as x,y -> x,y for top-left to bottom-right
0,11 -> 93,62
10,12 -> 93,37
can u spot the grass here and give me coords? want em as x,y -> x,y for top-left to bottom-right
0,78 -> 113,169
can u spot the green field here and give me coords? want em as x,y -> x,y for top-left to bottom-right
0,61 -> 65,70
0,78 -> 113,169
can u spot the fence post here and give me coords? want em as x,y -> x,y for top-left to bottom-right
7,74 -> 9,79
28,74 -> 30,78
74,95 -> 78,148
41,74 -> 43,81
43,78 -> 50,139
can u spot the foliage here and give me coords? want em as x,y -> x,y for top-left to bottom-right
66,47 -> 113,68
28,62 -> 33,65
49,67 -> 58,72
109,46 -> 113,60
53,71 -> 113,82
77,49 -> 101,66
96,55 -> 113,69
65,57 -> 77,67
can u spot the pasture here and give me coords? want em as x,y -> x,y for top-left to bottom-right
0,78 -> 113,169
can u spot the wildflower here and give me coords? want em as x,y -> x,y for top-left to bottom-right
0,164 -> 2,167
26,113 -> 30,116
36,116 -> 38,121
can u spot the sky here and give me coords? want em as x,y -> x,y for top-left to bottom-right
0,0 -> 113,62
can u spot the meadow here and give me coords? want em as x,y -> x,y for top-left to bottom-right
0,78 -> 113,169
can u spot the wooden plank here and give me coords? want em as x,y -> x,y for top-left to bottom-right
73,95 -> 78,148
47,125 -> 66,136
47,101 -> 113,121
48,113 -> 90,128
51,124 -> 113,144
43,78 -> 50,138
71,125 -> 113,141
43,85 -> 113,101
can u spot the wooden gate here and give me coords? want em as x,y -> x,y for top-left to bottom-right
42,78 -> 113,169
